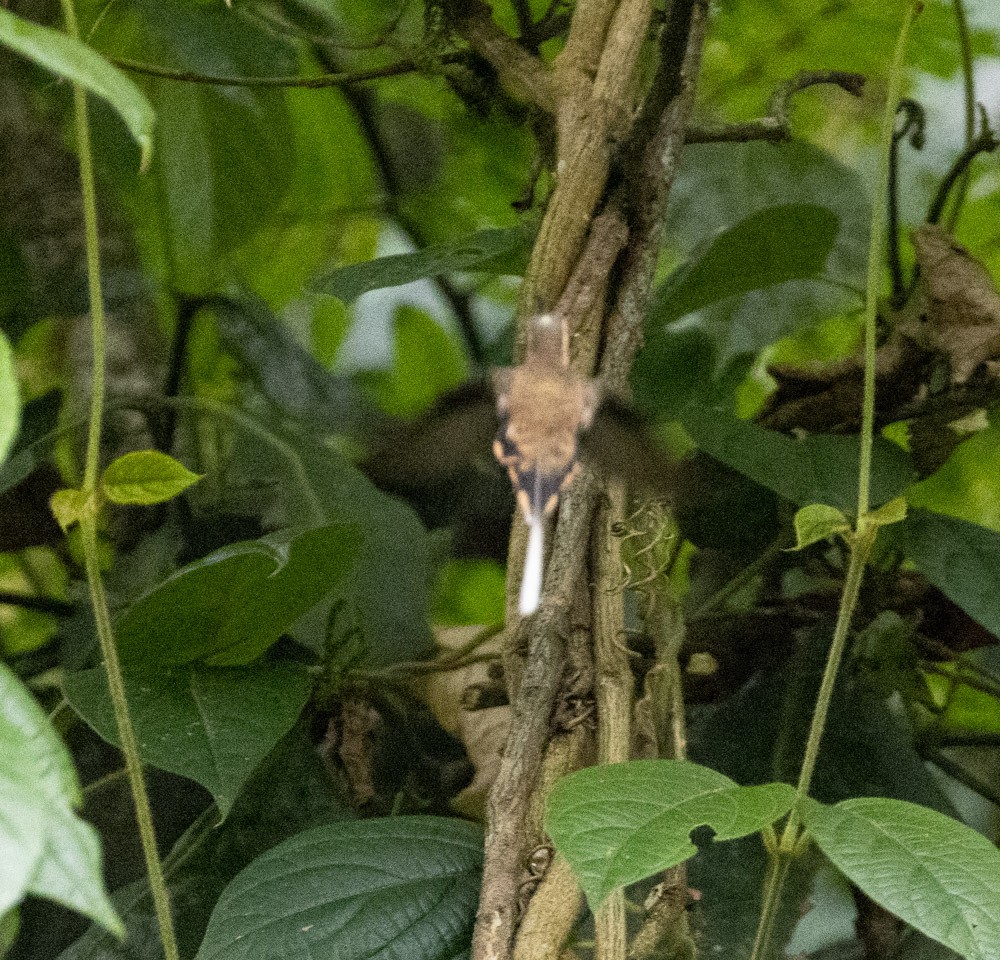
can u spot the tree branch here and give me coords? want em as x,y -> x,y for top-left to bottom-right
443,0 -> 556,110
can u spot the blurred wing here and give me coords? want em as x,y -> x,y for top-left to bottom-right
581,397 -> 680,497
362,380 -> 499,489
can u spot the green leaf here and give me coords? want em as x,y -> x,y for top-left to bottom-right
108,0 -> 296,289
0,331 -> 19,467
654,204 -> 839,325
290,439 -> 435,669
0,662 -> 120,933
867,495 -> 908,529
64,663 -> 311,817
57,727 -> 354,960
803,797 -> 1000,960
792,503 -> 851,550
210,294 -> 386,437
311,226 -> 532,302
49,487 -> 98,533
101,450 -> 202,505
0,6 -> 154,167
545,760 -> 796,908
680,405 -> 915,511
658,142 -> 869,365
364,305 -> 469,417
900,509 -> 1000,641
195,817 -> 483,960
114,524 -> 361,666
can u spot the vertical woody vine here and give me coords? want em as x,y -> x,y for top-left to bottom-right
441,3 -> 710,958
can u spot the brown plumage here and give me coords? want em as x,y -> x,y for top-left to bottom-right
362,312 -> 679,616
491,314 -> 598,521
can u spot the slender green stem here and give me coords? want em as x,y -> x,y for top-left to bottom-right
946,0 -> 975,231
59,1 -> 179,955
81,523 -> 178,959
748,7 -> 920,958
857,3 -> 919,521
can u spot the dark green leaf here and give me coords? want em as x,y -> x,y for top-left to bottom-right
114,524 -> 360,666
64,664 -> 311,816
681,405 -> 915,510
118,0 -> 296,288
803,797 -> 1000,960
195,817 -> 483,960
654,204 -> 839,325
289,439 -> 434,669
0,7 -> 154,165
57,727 -> 354,960
546,760 -> 795,907
0,662 -> 120,933
900,509 -> 1000,641
657,142 -> 868,366
311,226 -> 533,302
210,294 -> 387,437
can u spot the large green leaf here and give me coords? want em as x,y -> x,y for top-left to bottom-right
64,664 -> 311,816
0,330 -> 19,467
113,524 -> 360,666
96,0 -> 296,288
653,204 -> 839,325
311,226 -> 532,302
900,509 -> 1000,640
0,662 -> 120,933
654,141 -> 868,367
680,405 -> 915,511
546,760 -> 795,908
195,817 -> 483,960
0,6 -> 154,165
288,438 -> 435,669
803,798 -> 1000,960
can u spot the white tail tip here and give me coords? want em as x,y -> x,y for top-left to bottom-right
518,516 -> 545,616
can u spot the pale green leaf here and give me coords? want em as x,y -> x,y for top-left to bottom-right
0,6 -> 154,167
546,760 -> 796,907
0,663 -> 120,933
803,797 -> 1000,960
49,488 -> 97,534
0,331 -> 19,468
792,503 -> 851,550
101,450 -> 202,506
867,496 -> 908,529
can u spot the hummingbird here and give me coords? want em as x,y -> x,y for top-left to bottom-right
363,313 -> 679,616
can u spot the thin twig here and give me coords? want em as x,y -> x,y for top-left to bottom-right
926,115 -> 999,226
685,70 -> 865,144
109,52 -> 463,88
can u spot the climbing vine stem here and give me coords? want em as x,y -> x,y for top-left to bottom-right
58,0 -> 179,956
748,5 -> 921,958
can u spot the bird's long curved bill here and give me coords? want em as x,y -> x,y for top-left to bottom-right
519,515 -> 545,616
